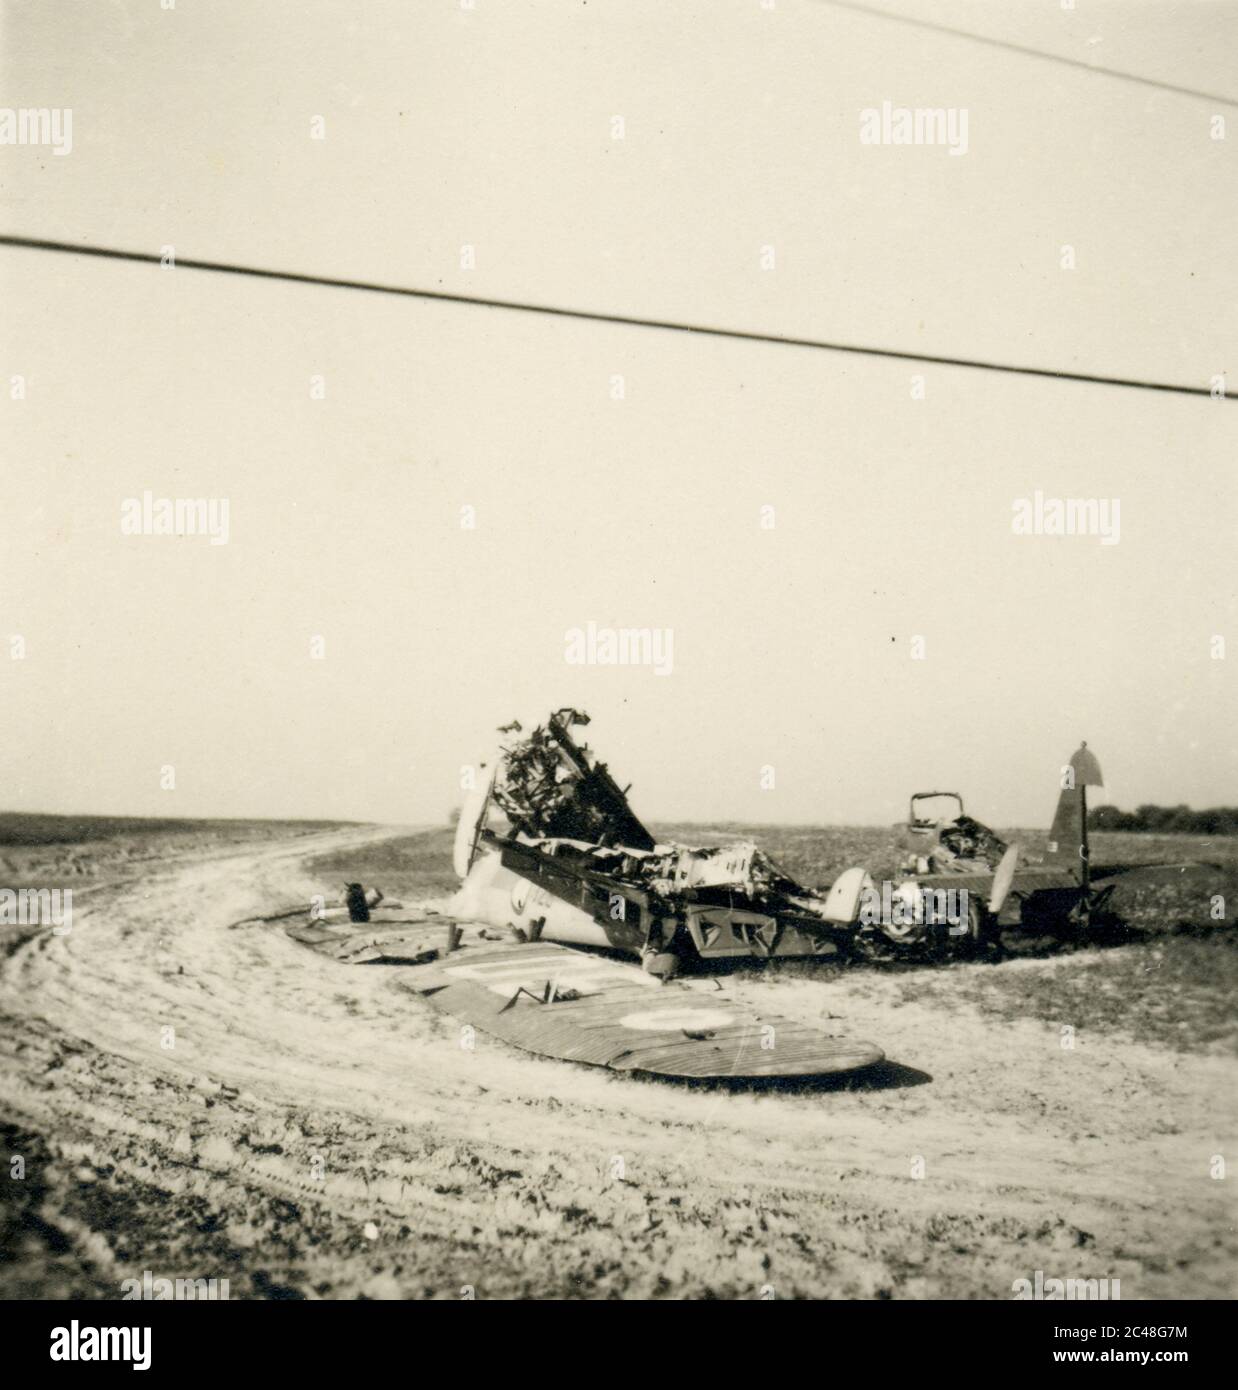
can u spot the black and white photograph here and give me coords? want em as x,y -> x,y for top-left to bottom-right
1,0 -> 1235,1359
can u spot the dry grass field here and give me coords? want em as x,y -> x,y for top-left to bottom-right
1,816 -> 1235,1300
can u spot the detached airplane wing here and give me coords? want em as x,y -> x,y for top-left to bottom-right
281,909 -> 884,1080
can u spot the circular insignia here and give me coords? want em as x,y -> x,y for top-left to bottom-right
618,1008 -> 735,1032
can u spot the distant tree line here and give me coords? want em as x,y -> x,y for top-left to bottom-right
1089,804 -> 1238,835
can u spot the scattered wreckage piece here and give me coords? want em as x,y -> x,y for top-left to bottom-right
228,884 -> 406,932
284,916 -> 442,966
281,911 -> 884,1079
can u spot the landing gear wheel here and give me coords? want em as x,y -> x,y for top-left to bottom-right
966,897 -> 1001,957
640,918 -> 696,981
640,948 -> 681,981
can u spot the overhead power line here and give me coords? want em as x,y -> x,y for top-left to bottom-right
0,234 -> 1225,401
817,0 -> 1238,108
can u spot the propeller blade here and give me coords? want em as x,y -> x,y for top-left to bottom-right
988,843 -> 1020,915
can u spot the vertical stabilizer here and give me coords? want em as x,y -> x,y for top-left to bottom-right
1044,743 -> 1104,874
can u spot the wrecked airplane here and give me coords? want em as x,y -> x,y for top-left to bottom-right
270,707 -> 890,1079
452,713 -> 1214,965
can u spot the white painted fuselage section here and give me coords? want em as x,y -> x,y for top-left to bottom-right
449,850 -> 625,952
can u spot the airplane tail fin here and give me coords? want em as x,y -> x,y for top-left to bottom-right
1044,743 -> 1104,869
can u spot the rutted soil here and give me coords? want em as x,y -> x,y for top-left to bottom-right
1,827 -> 1234,1299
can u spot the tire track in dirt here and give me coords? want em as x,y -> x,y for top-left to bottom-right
1,827 -> 1233,1298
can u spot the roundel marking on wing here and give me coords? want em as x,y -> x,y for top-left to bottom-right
618,1008 -> 735,1032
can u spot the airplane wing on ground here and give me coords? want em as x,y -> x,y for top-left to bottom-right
914,866 -> 1084,896
278,911 -> 885,1080
912,862 -> 1091,930
1088,860 -> 1222,883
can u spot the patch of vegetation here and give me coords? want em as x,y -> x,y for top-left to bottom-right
1091,804 -> 1238,835
0,813 -> 354,848
892,923 -> 1238,1055
305,829 -> 459,900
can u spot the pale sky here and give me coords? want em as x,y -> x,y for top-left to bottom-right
1,0 -> 1235,827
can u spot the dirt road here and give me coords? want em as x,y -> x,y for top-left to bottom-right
1,827 -> 1233,1299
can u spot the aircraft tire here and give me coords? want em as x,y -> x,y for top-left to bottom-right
965,897 -> 999,955
640,949 -> 681,981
